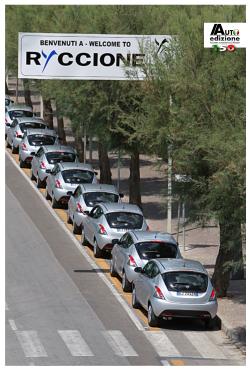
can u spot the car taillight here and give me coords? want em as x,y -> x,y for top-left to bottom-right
153,286 -> 165,300
209,288 -> 216,301
55,179 -> 62,189
77,202 -> 84,214
40,161 -> 46,169
15,131 -> 22,138
21,143 -> 27,150
98,224 -> 107,235
127,255 -> 137,267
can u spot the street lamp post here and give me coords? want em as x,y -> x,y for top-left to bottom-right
167,145 -> 172,234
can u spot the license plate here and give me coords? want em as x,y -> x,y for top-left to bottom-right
177,292 -> 198,296
116,229 -> 128,232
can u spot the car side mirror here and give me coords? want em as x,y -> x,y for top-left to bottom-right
134,267 -> 143,273
30,152 -> 36,156
67,191 -> 73,196
112,239 -> 119,245
84,210 -> 90,216
119,193 -> 124,198
94,171 -> 98,175
45,169 -> 51,174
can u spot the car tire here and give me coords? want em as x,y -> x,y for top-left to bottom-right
67,211 -> 73,224
132,286 -> 140,309
81,228 -> 88,246
6,140 -> 11,149
148,303 -> 159,327
19,159 -> 26,168
51,194 -> 60,208
12,145 -> 18,154
122,270 -> 132,292
30,170 -> 36,181
45,187 -> 51,200
204,318 -> 215,330
110,258 -> 117,277
93,239 -> 102,258
73,222 -> 82,235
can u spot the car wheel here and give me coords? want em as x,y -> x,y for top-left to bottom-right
81,228 -> 87,246
204,318 -> 215,330
67,210 -> 73,224
51,194 -> 60,208
73,222 -> 81,235
148,303 -> 159,327
122,270 -> 132,292
30,170 -> 36,181
6,140 -> 11,149
45,187 -> 51,200
132,286 -> 140,309
110,258 -> 117,277
12,145 -> 18,154
93,239 -> 102,258
19,159 -> 26,168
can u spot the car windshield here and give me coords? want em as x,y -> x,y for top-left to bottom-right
20,122 -> 47,133
27,134 -> 56,146
46,152 -> 76,164
135,241 -> 178,259
9,110 -> 33,120
62,169 -> 94,184
106,212 -> 143,229
84,192 -> 119,207
162,271 -> 208,293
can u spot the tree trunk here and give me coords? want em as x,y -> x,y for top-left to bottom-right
43,99 -> 54,129
212,220 -> 244,297
23,79 -> 33,108
129,149 -> 142,209
98,142 -> 112,184
57,117 -> 67,145
5,79 -> 9,95
73,129 -> 84,162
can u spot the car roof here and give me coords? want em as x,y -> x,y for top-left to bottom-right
98,202 -> 143,214
130,231 -> 177,244
7,103 -> 33,111
41,144 -> 76,153
26,128 -> 56,136
80,184 -> 118,193
154,258 -> 207,274
58,162 -> 94,171
15,117 -> 47,125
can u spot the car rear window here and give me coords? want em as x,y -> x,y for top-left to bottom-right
20,122 -> 47,133
162,271 -> 208,293
106,212 -> 143,229
135,241 -> 178,259
84,192 -> 119,207
62,169 -> 94,184
27,134 -> 56,146
9,110 -> 33,120
46,152 -> 76,164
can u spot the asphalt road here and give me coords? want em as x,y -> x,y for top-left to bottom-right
5,153 -> 245,366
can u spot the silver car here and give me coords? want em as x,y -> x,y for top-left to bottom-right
68,184 -> 123,234
31,145 -> 78,188
82,202 -> 148,258
19,128 -> 58,168
110,231 -> 181,292
5,103 -> 33,137
132,258 -> 217,328
46,162 -> 98,208
6,117 -> 49,154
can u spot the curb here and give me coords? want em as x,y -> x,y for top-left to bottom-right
216,314 -> 246,355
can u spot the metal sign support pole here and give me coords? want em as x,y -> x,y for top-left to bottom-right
167,146 -> 172,234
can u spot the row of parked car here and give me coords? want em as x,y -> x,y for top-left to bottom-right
5,96 -> 218,328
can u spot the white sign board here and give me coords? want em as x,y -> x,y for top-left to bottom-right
18,33 -> 171,80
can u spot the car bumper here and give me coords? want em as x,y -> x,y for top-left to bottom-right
97,232 -> 124,251
19,150 -> 33,163
151,297 -> 218,319
125,265 -> 140,284
74,211 -> 87,227
53,188 -> 71,204
12,137 -> 22,149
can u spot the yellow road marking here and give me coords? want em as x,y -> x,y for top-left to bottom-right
169,360 -> 185,366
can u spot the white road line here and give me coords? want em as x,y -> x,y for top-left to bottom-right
15,331 -> 47,357
102,330 -> 138,357
6,151 -> 145,332
143,331 -> 181,357
8,319 -> 17,331
183,331 -> 226,359
58,330 -> 94,357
